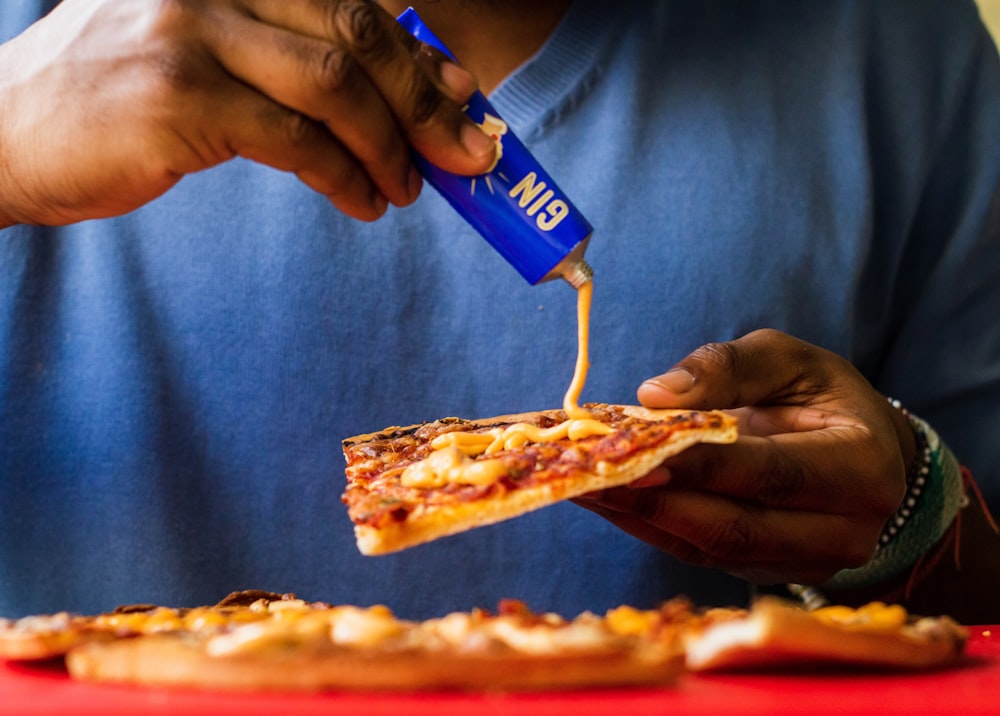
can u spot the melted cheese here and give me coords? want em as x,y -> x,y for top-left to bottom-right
429,417 -> 613,459
605,605 -> 662,637
206,605 -> 407,656
812,602 -> 908,631
328,605 -> 407,648
91,599 -> 309,637
400,445 -> 508,489
403,279 -> 601,489
483,418 -> 612,454
485,617 -> 609,654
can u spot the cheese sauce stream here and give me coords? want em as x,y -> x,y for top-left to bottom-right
402,279 -> 607,489
563,279 -> 594,420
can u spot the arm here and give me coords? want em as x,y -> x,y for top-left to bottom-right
0,0 -> 497,228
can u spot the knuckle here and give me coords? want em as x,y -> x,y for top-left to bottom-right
148,46 -> 205,96
325,0 -> 449,129
333,0 -> 393,61
404,78 -> 447,127
629,492 -> 668,523
687,340 -> 743,405
313,47 -> 355,95
756,449 -> 808,506
692,340 -> 739,372
259,105 -> 319,152
136,1 -> 206,95
701,512 -> 756,562
280,112 -> 319,151
747,327 -> 787,344
665,539 -> 713,569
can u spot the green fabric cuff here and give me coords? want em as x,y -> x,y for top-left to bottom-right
821,412 -> 964,591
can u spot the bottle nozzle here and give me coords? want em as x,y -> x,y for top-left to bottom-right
561,260 -> 593,289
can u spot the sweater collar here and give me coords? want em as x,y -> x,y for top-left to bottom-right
488,0 -> 627,137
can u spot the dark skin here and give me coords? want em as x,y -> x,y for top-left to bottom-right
1,0 -> 996,621
0,0 -> 504,227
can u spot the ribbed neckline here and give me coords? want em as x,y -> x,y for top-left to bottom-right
488,0 -> 628,138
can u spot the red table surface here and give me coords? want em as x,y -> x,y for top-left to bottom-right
2,626 -> 997,716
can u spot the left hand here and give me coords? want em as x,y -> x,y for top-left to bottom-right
574,328 -> 915,585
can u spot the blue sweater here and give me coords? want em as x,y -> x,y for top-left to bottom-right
1,0 -> 998,618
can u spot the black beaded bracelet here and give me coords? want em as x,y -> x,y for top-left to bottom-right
878,398 -> 934,549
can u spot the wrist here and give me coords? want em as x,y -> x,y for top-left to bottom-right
821,405 -> 964,590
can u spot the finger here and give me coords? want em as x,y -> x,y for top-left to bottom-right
636,328 -> 855,411
190,77 -> 386,221
585,488 -> 877,584
658,433 -> 903,516
247,0 -> 481,102
232,1 -> 497,174
625,465 -> 671,489
327,4 -> 498,170
574,499 -> 776,580
198,6 -> 414,208
573,498 -> 708,562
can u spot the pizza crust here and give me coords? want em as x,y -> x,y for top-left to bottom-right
66,633 -> 683,692
0,614 -> 113,661
684,597 -> 968,671
0,629 -> 92,661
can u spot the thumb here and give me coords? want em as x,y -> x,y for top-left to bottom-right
637,329 -> 811,410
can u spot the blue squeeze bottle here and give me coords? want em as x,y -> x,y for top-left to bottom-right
397,8 -> 593,289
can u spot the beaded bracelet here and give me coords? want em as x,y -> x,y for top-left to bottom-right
876,399 -> 933,549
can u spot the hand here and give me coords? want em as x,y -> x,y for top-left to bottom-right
0,0 -> 498,227
574,328 -> 915,585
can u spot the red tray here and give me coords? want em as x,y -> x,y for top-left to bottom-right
3,626 -> 997,715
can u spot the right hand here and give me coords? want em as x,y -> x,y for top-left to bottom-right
0,0 -> 498,227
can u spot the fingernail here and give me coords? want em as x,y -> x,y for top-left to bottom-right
645,368 -> 695,395
438,61 -> 477,98
461,122 -> 499,163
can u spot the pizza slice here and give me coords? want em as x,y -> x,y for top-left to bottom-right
341,403 -> 738,555
0,590 -> 298,661
683,597 -> 968,671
